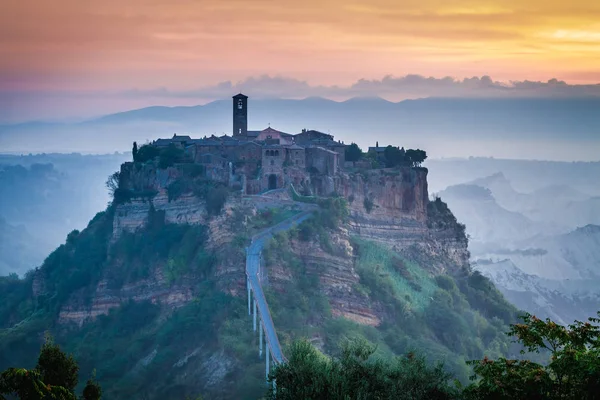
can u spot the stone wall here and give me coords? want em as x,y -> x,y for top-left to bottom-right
306,147 -> 338,176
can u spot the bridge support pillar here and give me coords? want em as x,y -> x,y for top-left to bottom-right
259,320 -> 263,358
247,279 -> 251,316
253,299 -> 257,332
265,345 -> 270,382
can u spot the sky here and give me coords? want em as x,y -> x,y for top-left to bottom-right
2,0 -> 600,122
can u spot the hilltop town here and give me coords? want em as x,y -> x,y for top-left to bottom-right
139,93 -> 425,195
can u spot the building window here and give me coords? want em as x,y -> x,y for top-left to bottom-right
239,128 -> 242,134
238,99 -> 243,109
270,160 -> 274,166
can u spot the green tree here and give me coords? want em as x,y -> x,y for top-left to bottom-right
135,144 -> 160,163
0,334 -> 102,400
345,143 -> 363,164
105,171 -> 120,198
267,339 -> 457,400
206,186 -> 229,216
464,312 -> 600,400
159,144 -> 185,169
383,146 -> 409,168
132,142 -> 138,162
406,149 -> 427,167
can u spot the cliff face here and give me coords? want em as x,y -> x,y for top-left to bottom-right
56,165 -> 468,328
334,168 -> 469,273
269,230 -> 381,327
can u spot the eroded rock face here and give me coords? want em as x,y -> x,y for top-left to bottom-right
268,230 -> 382,327
336,169 -> 428,248
61,194 -> 248,327
112,192 -> 207,240
332,168 -> 469,273
59,164 -> 468,331
58,267 -> 194,326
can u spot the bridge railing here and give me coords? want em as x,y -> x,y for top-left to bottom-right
246,210 -> 315,367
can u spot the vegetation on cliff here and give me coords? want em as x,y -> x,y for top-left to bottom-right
268,311 -> 600,400
0,202 -> 271,399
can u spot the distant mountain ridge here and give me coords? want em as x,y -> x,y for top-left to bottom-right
1,96 -> 600,159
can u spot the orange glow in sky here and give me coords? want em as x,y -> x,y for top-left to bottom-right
2,0 -> 600,92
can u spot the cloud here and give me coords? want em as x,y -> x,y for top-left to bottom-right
2,74 -> 600,123
118,74 -> 600,100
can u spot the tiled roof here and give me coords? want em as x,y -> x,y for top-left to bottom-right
247,130 -> 261,137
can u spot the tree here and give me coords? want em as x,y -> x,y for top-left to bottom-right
267,339 -> 457,400
384,146 -> 406,168
406,149 -> 427,167
82,371 -> 102,400
206,186 -> 229,216
345,143 -> 363,164
464,312 -> 600,400
159,144 -> 185,169
105,171 -> 120,198
0,334 -> 102,400
36,334 -> 79,391
135,144 -> 160,163
132,142 -> 138,162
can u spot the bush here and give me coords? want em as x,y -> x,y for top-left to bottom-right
206,186 -> 229,216
267,338 -> 458,400
136,145 -> 160,163
364,197 -> 374,213
158,145 -> 185,169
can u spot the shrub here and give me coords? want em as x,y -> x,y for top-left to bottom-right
167,179 -> 189,202
206,186 -> 229,216
158,145 -> 185,169
364,197 -> 374,213
136,145 -> 160,163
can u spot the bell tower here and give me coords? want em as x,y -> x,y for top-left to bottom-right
233,93 -> 248,137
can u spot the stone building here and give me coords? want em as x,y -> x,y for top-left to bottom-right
150,93 -> 349,194
232,93 -> 248,137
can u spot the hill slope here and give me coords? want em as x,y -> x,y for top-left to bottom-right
0,161 -> 520,399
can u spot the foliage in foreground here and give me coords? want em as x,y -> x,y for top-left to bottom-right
268,311 -> 600,400
464,312 -> 600,400
0,334 -> 101,400
267,338 -> 458,400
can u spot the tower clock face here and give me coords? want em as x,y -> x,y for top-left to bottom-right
238,99 -> 243,109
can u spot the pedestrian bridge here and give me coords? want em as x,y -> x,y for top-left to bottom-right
245,210 -> 314,381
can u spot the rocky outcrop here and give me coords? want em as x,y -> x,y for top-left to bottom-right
58,267 -> 194,326
112,192 -> 207,239
269,229 -> 382,326
59,163 -> 468,328
334,167 -> 469,273
336,168 -> 428,248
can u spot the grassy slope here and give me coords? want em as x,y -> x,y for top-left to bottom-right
263,216 -> 520,383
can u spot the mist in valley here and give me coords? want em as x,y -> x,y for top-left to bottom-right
427,158 -> 600,325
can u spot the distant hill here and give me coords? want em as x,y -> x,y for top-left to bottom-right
1,97 -> 600,160
0,217 -> 48,276
476,225 -> 600,325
